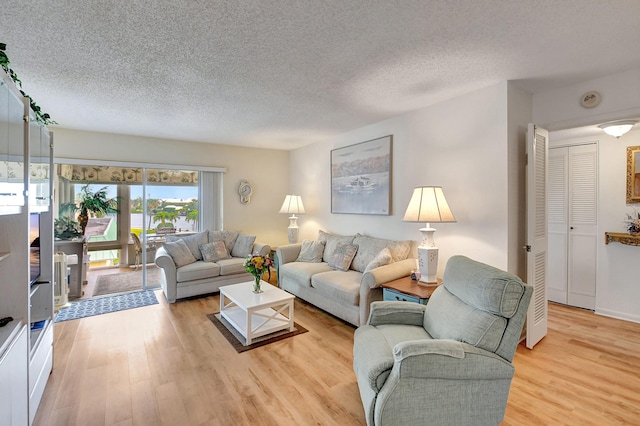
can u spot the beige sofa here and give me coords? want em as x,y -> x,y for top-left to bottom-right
155,230 -> 271,303
277,231 -> 416,326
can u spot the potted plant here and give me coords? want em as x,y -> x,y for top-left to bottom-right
625,209 -> 640,235
72,185 -> 119,235
53,216 -> 83,240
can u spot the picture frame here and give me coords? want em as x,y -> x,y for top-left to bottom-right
627,145 -> 640,203
331,135 -> 392,215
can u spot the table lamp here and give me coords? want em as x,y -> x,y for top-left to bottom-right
403,186 -> 456,285
279,195 -> 305,244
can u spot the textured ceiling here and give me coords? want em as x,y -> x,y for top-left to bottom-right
2,1 -> 640,150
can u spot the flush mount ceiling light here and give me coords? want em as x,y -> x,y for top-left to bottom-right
599,120 -> 638,138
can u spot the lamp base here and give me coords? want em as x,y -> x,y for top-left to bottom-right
287,226 -> 299,244
287,215 -> 299,244
417,245 -> 438,285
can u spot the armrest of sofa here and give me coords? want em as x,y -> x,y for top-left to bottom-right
155,246 -> 178,303
361,258 -> 416,289
367,301 -> 426,326
276,244 -> 302,266
358,258 -> 417,325
253,242 -> 271,257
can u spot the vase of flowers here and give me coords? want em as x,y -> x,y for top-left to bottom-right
625,210 -> 640,235
244,253 -> 274,293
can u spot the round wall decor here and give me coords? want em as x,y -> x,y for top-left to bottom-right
238,180 -> 252,204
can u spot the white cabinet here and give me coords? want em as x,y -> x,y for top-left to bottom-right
28,115 -> 51,212
0,323 -> 28,426
0,72 -> 27,214
0,66 -> 54,425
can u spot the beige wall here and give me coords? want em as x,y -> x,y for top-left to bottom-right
290,82 -> 529,276
52,128 -> 291,246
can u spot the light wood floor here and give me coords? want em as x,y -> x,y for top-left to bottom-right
34,294 -> 640,426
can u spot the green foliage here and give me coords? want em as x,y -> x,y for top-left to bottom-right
0,43 -> 57,125
77,185 -> 119,217
185,209 -> 198,223
54,216 -> 83,240
153,210 -> 178,225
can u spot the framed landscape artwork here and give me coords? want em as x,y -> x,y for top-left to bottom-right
627,145 -> 640,203
331,135 -> 392,215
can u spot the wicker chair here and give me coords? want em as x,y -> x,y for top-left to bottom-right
130,232 -> 157,269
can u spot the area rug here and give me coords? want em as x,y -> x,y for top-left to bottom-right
207,313 -> 308,353
93,268 -> 162,296
55,290 -> 159,322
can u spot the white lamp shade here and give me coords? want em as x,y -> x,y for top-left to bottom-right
403,186 -> 456,223
599,120 -> 637,138
279,195 -> 306,215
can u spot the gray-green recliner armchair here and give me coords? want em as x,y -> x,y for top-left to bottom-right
353,255 -> 533,426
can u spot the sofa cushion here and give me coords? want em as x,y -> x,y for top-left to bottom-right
424,286 -> 507,353
364,248 -> 392,273
166,230 -> 209,261
328,242 -> 358,271
311,270 -> 362,305
280,261 -> 333,287
163,240 -> 197,267
443,255 -> 526,318
231,234 -> 256,258
216,257 -> 247,275
351,235 -> 412,272
199,240 -> 230,262
296,240 -> 326,262
208,230 -> 239,253
318,230 -> 355,263
176,260 -> 220,282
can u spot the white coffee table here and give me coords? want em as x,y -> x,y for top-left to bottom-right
219,280 -> 295,345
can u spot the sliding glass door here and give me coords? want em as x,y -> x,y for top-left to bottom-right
55,163 -> 204,298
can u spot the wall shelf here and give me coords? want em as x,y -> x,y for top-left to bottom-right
605,232 -> 640,246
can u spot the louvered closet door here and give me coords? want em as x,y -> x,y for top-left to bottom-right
548,148 -> 569,304
567,144 -> 597,309
526,124 -> 548,349
548,144 -> 597,310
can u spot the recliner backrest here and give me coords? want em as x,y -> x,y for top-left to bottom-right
423,255 -> 532,362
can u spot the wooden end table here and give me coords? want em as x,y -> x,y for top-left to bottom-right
381,276 -> 442,305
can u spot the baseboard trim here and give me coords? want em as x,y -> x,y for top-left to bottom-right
595,308 -> 640,324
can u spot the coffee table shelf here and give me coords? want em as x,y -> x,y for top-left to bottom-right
219,281 -> 295,345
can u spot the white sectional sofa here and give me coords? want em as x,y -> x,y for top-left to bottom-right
155,229 -> 271,303
276,230 -> 416,326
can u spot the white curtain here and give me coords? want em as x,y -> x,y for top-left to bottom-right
199,171 -> 223,231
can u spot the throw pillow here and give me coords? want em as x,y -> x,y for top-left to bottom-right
364,247 -> 392,273
352,234 -> 412,272
199,240 -> 230,262
163,240 -> 197,267
318,230 -> 355,263
231,234 -> 256,258
165,230 -> 208,260
296,240 -> 326,262
328,242 -> 358,272
208,230 -> 239,253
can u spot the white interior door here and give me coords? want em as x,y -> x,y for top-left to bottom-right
526,123 -> 548,349
548,144 -> 597,309
548,148 -> 569,304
